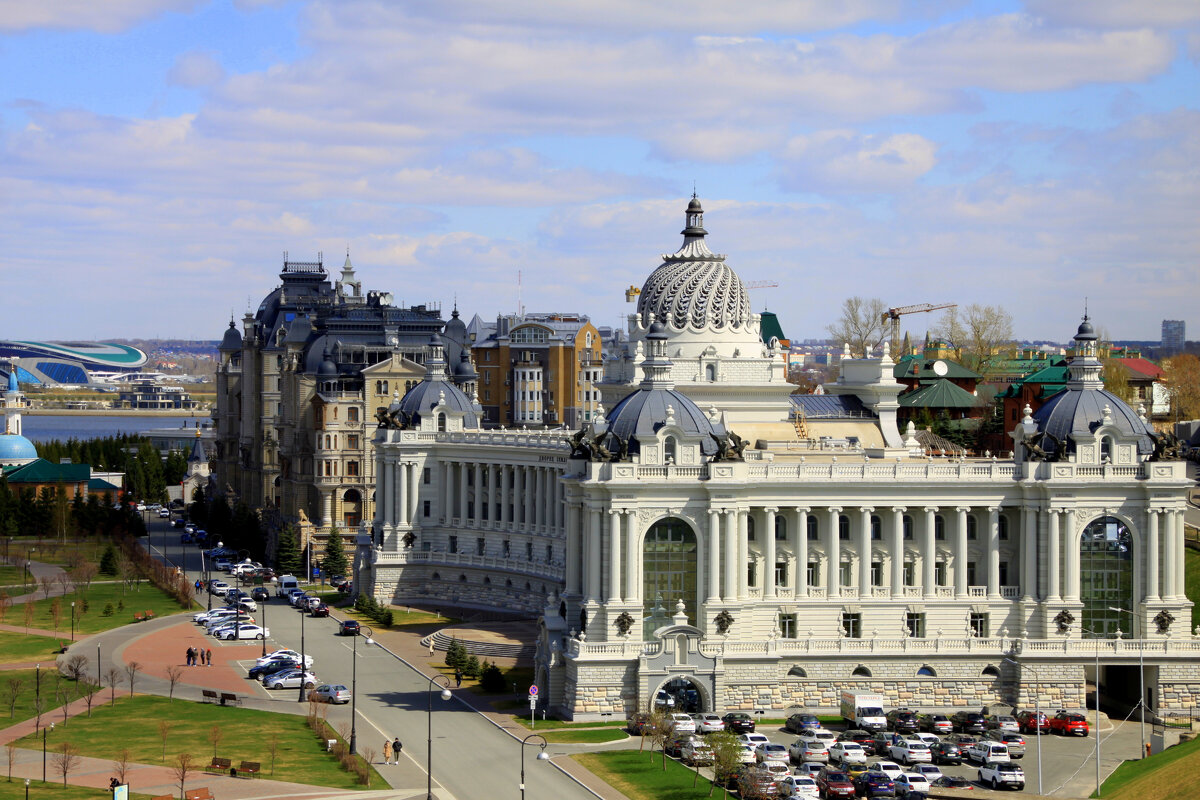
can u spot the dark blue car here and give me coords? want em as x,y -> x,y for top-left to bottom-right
854,771 -> 896,798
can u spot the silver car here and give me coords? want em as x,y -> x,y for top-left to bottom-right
690,713 -> 725,734
310,684 -> 352,704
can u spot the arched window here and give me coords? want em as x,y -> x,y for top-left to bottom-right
788,666 -> 808,678
839,515 -> 850,540
642,517 -> 698,638
851,666 -> 872,677
870,515 -> 882,540
342,489 -> 362,527
917,666 -> 936,677
348,406 -> 359,423
483,576 -> 491,584
437,413 -> 447,432
505,579 -> 512,587
705,364 -> 716,381
981,665 -> 1000,678
664,436 -> 677,464
775,514 -> 787,541
1080,516 -> 1133,636
432,572 -> 441,581
1101,436 -> 1114,462
747,515 -> 756,541
807,515 -> 819,541
903,515 -> 914,540
459,574 -> 468,582
935,515 -> 945,541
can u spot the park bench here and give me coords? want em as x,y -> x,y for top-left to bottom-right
184,789 -> 214,800
151,795 -> 173,800
219,692 -> 241,706
238,760 -> 261,778
201,689 -> 219,703
204,757 -> 231,775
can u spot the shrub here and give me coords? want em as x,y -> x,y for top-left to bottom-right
463,654 -> 480,679
479,663 -> 507,693
102,603 -> 114,617
378,610 -> 394,628
444,638 -> 466,669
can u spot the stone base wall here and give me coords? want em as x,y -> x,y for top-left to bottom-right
564,660 -> 636,719
1158,663 -> 1200,715
372,565 -> 547,615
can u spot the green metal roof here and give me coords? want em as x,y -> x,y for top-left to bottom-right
3,459 -> 92,483
899,380 -> 983,409
759,311 -> 786,344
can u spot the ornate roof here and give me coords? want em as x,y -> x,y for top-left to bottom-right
0,434 -> 38,465
394,335 -> 478,428
636,198 -> 751,333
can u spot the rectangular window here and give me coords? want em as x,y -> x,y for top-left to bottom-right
870,561 -> 882,586
422,500 -> 430,517
448,536 -> 458,554
503,540 -> 511,557
934,561 -> 946,586
967,515 -> 978,540
347,434 -> 360,449
967,561 -> 977,586
347,461 -> 359,477
747,563 -> 756,588
970,612 -> 989,638
935,516 -> 945,541
774,562 -> 786,588
779,613 -> 797,639
841,612 -> 862,638
839,561 -> 852,587
476,538 -> 485,556
484,390 -> 491,401
546,544 -> 552,562
807,562 -> 819,586
423,468 -> 431,484
839,516 -> 850,541
998,561 -> 1009,586
526,542 -> 533,560
906,612 -> 926,638
903,561 -> 915,586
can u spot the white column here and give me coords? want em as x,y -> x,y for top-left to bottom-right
624,511 -> 639,602
441,461 -> 452,524
409,462 -> 420,524
1048,509 -> 1061,602
827,507 -> 841,599
524,467 -> 534,528
987,507 -> 1001,599
890,507 -> 905,598
955,507 -> 969,599
859,507 -> 873,595
1146,508 -> 1160,602
1174,509 -> 1186,600
737,509 -> 750,599
397,463 -> 408,524
707,509 -> 721,602
320,491 -> 332,527
382,456 -> 394,525
922,507 -> 937,598
458,463 -> 469,522
532,468 -> 542,529
795,508 -> 809,598
1064,510 -> 1080,601
724,510 -> 738,602
472,463 -> 483,526
513,467 -> 524,526
587,507 -> 601,602
764,507 -> 778,599
1022,506 -> 1037,601
565,502 -> 581,595
608,510 -> 622,603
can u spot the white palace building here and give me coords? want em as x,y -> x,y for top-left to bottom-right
360,198 -> 1197,721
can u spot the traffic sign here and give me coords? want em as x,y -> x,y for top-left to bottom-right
529,685 -> 539,697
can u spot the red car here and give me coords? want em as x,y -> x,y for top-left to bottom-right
1049,711 -> 1089,736
816,766 -> 857,799
1016,710 -> 1048,735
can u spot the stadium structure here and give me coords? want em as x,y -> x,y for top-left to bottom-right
0,341 -> 148,385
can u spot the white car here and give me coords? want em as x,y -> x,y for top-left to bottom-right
738,733 -> 770,748
913,763 -> 943,782
690,713 -> 724,734
754,742 -> 789,764
680,741 -> 714,765
264,669 -> 317,690
807,728 -> 838,743
205,614 -> 254,630
829,741 -> 868,765
869,760 -> 904,779
895,772 -> 932,798
670,714 -> 696,733
736,745 -> 756,765
257,650 -> 313,668
158,508 -> 170,518
218,623 -> 269,640
911,732 -> 939,747
230,598 -> 257,613
193,608 -> 236,624
888,740 -> 931,765
756,760 -> 790,780
794,762 -> 826,778
777,775 -> 820,800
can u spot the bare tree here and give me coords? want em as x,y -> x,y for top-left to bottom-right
104,666 -> 121,706
79,681 -> 101,717
32,697 -> 43,733
159,720 -> 172,762
50,596 -> 62,634
125,661 -> 142,697
112,749 -> 132,786
706,731 -> 743,800
56,680 -> 73,727
62,654 -> 89,683
165,665 -> 184,700
646,709 -> 674,770
4,677 -> 23,718
208,724 -> 223,759
6,741 -> 16,782
0,591 -> 11,623
826,296 -> 889,358
22,602 -> 34,633
39,576 -> 54,601
934,304 -> 1015,377
52,742 -> 81,786
172,752 -> 194,800
69,563 -> 97,594
267,733 -> 280,776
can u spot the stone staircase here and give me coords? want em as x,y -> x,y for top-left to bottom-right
422,627 -> 536,660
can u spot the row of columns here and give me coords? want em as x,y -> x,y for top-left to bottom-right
435,461 -> 563,532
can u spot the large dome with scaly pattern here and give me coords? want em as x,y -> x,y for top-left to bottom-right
637,197 -> 751,333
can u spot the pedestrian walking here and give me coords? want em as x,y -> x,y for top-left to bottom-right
428,640 -> 434,657
383,739 -> 392,765
199,649 -> 206,666
454,668 -> 462,687
392,737 -> 402,760
206,647 -> 213,666
186,647 -> 194,666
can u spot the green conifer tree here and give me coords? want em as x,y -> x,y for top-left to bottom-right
275,525 -> 302,575
99,543 -> 119,576
322,532 -> 349,579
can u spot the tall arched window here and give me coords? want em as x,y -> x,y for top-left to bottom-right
935,515 -> 946,541
775,514 -> 787,541
870,515 -> 882,540
642,517 -> 697,638
839,515 -> 850,540
664,436 -> 677,464
1080,516 -> 1133,637
342,489 -> 361,527
903,515 -> 914,540
705,364 -> 716,381
1101,436 -> 1114,462
437,413 -> 447,432
806,516 -> 819,541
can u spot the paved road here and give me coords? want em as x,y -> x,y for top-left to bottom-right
148,519 -> 598,800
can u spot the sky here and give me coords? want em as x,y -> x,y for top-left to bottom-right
1,0 -> 1197,343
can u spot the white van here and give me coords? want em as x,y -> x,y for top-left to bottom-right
276,575 -> 299,597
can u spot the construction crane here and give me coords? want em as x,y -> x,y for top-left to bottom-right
744,280 -> 779,290
882,302 -> 956,353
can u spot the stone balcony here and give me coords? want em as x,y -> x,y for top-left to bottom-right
374,547 -> 565,581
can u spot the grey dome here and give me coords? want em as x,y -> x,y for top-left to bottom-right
316,348 -> 338,378
453,349 -> 477,379
219,320 -> 242,351
1075,318 -> 1097,340
1033,388 -> 1153,458
394,334 -> 478,428
605,387 -> 720,457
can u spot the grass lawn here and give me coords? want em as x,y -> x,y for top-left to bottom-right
540,728 -> 629,744
1186,546 -> 1198,630
0,630 -> 70,665
575,750 -> 716,800
0,564 -> 32,589
0,668 -> 84,726
1101,734 -> 1200,800
5,581 -> 192,636
513,717 -> 630,731
15,695 -> 381,790
0,784 -> 156,800
9,540 -> 110,569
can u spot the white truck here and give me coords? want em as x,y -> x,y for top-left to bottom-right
840,691 -> 887,732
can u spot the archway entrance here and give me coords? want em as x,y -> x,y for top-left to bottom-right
652,676 -> 706,714
1080,516 -> 1132,637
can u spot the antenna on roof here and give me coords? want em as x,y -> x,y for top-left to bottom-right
692,181 -> 697,200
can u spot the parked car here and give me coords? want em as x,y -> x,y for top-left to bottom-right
931,774 -> 974,790
690,713 -> 724,734
256,649 -> 312,668
213,558 -> 232,572
734,745 -> 756,765
983,730 -> 1026,758
217,623 -> 269,640
627,713 -> 653,735
944,733 -> 979,746
965,741 -> 1010,765
828,741 -> 868,765
735,767 -> 778,798
756,760 -> 790,783
722,712 -> 755,733
887,709 -> 919,734
737,732 -> 769,748
985,715 -> 1020,733
794,761 -> 826,778
250,587 -> 270,602
664,734 -> 697,758
680,740 -> 714,766
1049,711 -> 1089,736
854,770 -> 896,798
207,580 -> 230,596
917,713 -> 953,734
888,739 -> 932,766
1016,710 -> 1049,735
249,660 -> 301,681
910,732 -> 939,748
309,684 -> 352,704
867,761 -> 904,780
951,711 -> 987,734
978,761 -> 1025,791
310,603 -> 330,618
339,619 -> 362,636
931,741 -> 963,765
669,713 -> 696,734
785,713 -> 822,734
754,742 -> 789,764
173,518 -> 186,528
894,773 -> 932,798
912,763 -> 943,783
788,736 -> 829,764
838,729 -> 878,755
158,508 -> 171,518
264,668 -> 317,690
814,767 -> 856,799
778,774 -> 821,800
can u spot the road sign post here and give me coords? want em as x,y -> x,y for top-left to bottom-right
529,685 -> 538,729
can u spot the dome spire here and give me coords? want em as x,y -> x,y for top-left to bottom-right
681,194 -> 708,239
1067,310 -> 1103,389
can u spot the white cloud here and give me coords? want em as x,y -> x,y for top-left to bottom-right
0,0 -> 202,33
778,131 -> 938,192
1023,0 -> 1200,29
168,51 -> 226,89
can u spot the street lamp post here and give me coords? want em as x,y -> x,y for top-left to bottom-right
1083,628 -> 1103,798
34,664 -> 40,732
42,721 -> 54,782
1110,606 -> 1146,758
426,674 -> 452,800
348,624 -> 374,755
69,601 -> 75,645
202,548 -> 211,612
297,600 -> 307,703
25,547 -> 35,590
1004,657 -> 1042,797
519,733 -> 550,800
260,595 -> 268,657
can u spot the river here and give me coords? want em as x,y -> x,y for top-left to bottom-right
21,415 -> 205,443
